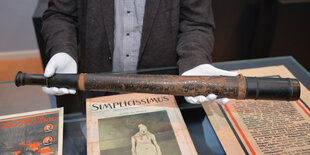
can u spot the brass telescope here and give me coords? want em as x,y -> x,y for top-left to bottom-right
15,71 -> 300,101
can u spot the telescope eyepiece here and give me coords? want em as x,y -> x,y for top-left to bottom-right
15,71 -> 24,87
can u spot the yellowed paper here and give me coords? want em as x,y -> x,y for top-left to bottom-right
86,93 -> 197,155
203,65 -> 310,154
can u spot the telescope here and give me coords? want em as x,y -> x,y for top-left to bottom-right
15,71 -> 300,101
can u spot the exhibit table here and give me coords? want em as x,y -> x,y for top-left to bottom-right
0,56 -> 309,154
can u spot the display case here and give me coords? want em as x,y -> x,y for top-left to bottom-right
0,56 -> 309,154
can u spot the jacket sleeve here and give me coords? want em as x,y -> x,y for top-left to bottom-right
41,0 -> 78,62
177,0 -> 215,74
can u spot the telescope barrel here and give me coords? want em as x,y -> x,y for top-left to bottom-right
15,71 -> 300,101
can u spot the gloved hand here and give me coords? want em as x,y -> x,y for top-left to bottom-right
182,64 -> 238,104
42,52 -> 77,95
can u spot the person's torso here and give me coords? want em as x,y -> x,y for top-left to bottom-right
77,0 -> 180,74
113,0 -> 146,72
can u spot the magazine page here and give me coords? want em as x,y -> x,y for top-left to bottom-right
86,93 -> 197,155
203,65 -> 310,154
0,108 -> 63,155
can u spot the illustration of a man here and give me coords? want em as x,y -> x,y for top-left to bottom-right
131,124 -> 161,155
44,124 -> 54,132
43,136 -> 53,145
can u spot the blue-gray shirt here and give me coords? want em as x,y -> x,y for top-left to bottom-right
112,0 -> 146,72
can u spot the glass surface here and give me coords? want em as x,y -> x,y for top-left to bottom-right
1,56 -> 309,154
214,56 -> 310,77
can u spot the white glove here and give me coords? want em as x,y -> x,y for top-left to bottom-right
42,52 -> 77,96
182,64 -> 238,104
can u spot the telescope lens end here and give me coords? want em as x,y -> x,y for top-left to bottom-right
291,79 -> 301,101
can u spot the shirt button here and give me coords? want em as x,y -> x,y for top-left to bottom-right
126,33 -> 130,36
108,56 -> 112,61
126,54 -> 129,57
127,11 -> 131,14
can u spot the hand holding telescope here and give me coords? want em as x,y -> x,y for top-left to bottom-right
15,71 -> 300,101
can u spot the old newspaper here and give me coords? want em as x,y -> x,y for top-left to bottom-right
203,65 -> 310,154
0,108 -> 63,155
86,93 -> 197,155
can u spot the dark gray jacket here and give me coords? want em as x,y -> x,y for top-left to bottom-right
42,0 -> 215,112
42,0 -> 215,74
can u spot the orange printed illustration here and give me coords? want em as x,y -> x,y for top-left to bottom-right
21,142 -> 40,152
8,142 -> 56,155
43,136 -> 54,145
0,109 -> 62,155
44,124 -> 54,132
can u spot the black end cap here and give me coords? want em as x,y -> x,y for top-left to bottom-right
15,71 -> 24,87
290,79 -> 301,101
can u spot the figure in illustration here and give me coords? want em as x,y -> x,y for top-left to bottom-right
43,136 -> 54,145
44,124 -> 54,132
131,124 -> 162,155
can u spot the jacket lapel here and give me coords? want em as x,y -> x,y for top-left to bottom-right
101,0 -> 115,55
139,0 -> 161,60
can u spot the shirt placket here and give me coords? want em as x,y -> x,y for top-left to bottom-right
123,0 -> 135,71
